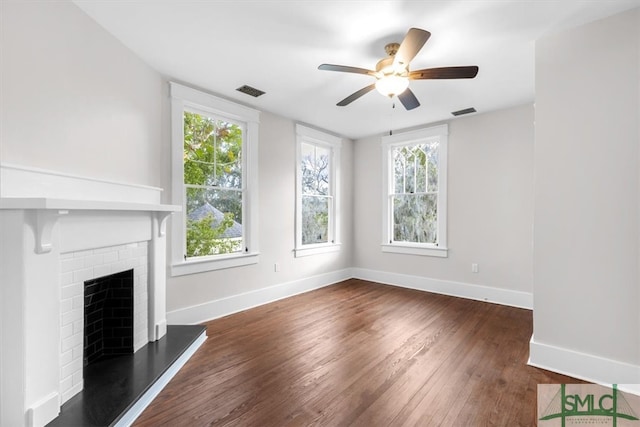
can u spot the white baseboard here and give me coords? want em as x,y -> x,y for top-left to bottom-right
529,336 -> 640,393
166,268 -> 353,325
168,267 -> 531,326
351,267 -> 533,309
114,330 -> 207,427
27,392 -> 59,427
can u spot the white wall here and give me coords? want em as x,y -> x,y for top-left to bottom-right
0,2 -> 354,424
165,111 -> 354,321
1,0 -> 164,187
531,7 -> 640,383
1,0 -> 354,325
352,104 -> 535,304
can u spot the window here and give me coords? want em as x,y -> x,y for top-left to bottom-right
170,82 -> 260,276
381,124 -> 448,257
295,124 -> 341,257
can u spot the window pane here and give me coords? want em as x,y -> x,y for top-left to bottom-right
215,120 -> 243,189
301,143 -> 330,196
393,144 -> 437,195
315,146 -> 330,195
404,148 -> 416,194
393,149 -> 405,193
415,146 -> 427,193
183,111 -> 242,189
427,142 -> 439,192
185,187 -> 243,257
392,194 -> 437,244
302,195 -> 329,244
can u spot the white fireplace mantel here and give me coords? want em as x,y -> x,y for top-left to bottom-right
0,197 -> 180,253
0,197 -> 180,212
0,164 -> 181,427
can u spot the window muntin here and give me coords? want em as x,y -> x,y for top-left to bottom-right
382,124 -> 448,257
295,124 -> 341,257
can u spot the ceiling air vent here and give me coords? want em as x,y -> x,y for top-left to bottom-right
236,85 -> 265,98
451,107 -> 477,116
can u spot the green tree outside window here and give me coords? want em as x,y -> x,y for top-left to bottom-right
183,111 -> 244,257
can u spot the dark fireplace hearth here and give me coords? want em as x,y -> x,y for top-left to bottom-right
84,269 -> 134,367
46,325 -> 206,427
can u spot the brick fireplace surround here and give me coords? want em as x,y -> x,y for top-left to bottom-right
0,164 -> 203,427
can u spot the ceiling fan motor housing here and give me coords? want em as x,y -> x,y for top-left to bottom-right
376,44 -> 409,76
384,42 -> 400,56
376,56 -> 408,76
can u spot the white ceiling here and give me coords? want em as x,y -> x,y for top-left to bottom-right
73,0 -> 640,140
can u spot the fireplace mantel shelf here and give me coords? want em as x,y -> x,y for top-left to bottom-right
0,197 -> 181,253
0,197 -> 180,213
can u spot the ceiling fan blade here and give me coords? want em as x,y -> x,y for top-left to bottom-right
394,28 -> 431,68
397,88 -> 420,111
318,64 -> 376,76
337,84 -> 376,106
409,66 -> 479,80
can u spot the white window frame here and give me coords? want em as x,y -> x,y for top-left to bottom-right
169,82 -> 260,276
295,124 -> 341,257
381,124 -> 448,258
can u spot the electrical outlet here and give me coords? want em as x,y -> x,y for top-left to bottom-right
274,263 -> 280,272
471,263 -> 479,273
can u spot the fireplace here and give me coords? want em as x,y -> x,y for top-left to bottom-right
0,163 -> 188,427
58,241 -> 152,403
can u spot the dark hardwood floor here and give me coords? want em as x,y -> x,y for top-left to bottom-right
134,279 -> 582,426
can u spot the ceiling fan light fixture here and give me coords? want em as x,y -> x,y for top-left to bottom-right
375,74 -> 409,97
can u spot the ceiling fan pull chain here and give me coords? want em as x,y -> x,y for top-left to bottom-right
389,102 -> 396,136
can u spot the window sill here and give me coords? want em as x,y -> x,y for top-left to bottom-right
170,252 -> 259,276
294,243 -> 341,258
381,244 -> 448,258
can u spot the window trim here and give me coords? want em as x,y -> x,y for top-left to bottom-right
294,124 -> 342,258
381,124 -> 448,258
169,82 -> 260,276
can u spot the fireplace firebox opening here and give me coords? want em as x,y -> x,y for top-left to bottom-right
83,269 -> 134,367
